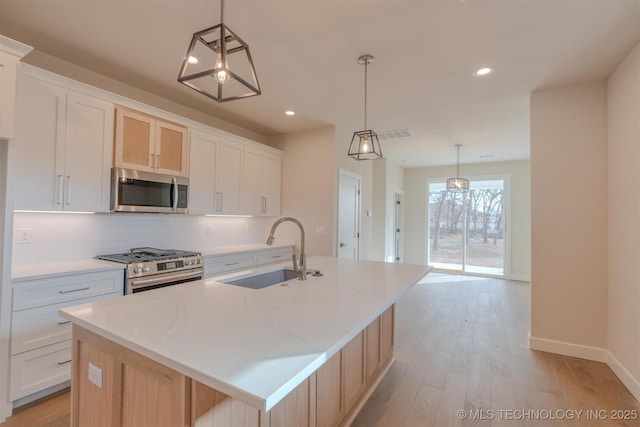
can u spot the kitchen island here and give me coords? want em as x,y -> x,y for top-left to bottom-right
60,256 -> 429,427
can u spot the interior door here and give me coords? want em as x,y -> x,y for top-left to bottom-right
338,171 -> 360,259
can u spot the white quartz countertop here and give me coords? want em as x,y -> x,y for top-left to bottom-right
12,259 -> 125,282
60,256 -> 429,411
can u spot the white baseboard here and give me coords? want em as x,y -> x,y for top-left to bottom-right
529,334 -> 640,403
529,334 -> 608,362
606,351 -> 640,403
508,273 -> 530,282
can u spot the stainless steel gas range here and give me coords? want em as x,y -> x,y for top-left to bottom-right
96,247 -> 203,294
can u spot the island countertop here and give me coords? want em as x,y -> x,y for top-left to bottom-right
60,256 -> 429,412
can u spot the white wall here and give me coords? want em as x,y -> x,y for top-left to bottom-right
530,81 -> 609,351
404,159 -> 531,280
268,126 -> 335,257
11,212 -> 266,266
607,40 -> 640,398
372,158 -> 405,262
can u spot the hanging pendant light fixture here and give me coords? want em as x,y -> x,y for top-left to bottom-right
348,54 -> 383,160
178,0 -> 260,103
446,144 -> 469,192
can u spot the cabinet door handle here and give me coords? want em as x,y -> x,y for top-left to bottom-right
57,360 -> 72,366
56,175 -> 63,205
57,320 -> 71,325
225,262 -> 239,266
271,255 -> 282,259
58,287 -> 90,294
219,193 -> 223,212
156,154 -> 160,170
66,176 -> 71,205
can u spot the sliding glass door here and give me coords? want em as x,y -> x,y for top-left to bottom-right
427,178 -> 506,276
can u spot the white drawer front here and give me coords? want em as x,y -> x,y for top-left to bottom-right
10,340 -> 72,401
256,248 -> 293,266
204,254 -> 256,278
13,270 -> 123,311
11,292 -> 121,355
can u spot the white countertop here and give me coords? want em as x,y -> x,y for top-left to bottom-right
60,256 -> 429,411
12,259 -> 125,282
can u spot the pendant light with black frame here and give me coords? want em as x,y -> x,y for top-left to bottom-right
178,0 -> 260,103
348,54 -> 383,160
446,144 -> 469,192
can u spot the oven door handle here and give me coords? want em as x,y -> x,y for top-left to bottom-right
129,270 -> 203,288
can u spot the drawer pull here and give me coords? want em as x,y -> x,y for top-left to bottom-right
57,320 -> 71,325
57,359 -> 72,366
225,262 -> 239,266
58,287 -> 90,294
271,255 -> 283,259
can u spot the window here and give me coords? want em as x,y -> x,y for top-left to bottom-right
427,178 -> 506,276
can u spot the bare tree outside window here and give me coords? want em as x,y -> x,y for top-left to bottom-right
427,180 -> 505,275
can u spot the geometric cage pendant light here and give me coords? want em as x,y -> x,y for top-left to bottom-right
178,0 -> 261,103
446,144 -> 469,192
348,54 -> 383,160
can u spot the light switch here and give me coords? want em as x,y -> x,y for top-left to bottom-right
88,362 -> 103,388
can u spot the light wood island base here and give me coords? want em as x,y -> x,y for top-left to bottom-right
70,305 -> 395,427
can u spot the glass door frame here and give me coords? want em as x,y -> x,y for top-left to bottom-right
426,174 -> 511,278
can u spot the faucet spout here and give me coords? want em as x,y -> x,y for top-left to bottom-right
266,217 -> 307,280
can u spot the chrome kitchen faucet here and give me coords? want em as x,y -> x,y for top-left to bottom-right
266,217 -> 307,280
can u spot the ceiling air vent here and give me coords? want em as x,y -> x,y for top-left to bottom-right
377,129 -> 413,141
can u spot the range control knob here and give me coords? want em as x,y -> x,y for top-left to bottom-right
185,259 -> 192,265
133,267 -> 143,274
142,266 -> 150,272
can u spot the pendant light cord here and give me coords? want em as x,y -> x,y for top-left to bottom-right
364,58 -> 368,130
220,0 -> 225,22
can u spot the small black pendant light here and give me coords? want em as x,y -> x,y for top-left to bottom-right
446,144 -> 470,192
178,0 -> 260,103
348,54 -> 383,160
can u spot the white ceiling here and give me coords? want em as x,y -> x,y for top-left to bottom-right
1,0 -> 639,167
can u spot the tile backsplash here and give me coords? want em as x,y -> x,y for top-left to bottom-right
12,212 -> 266,266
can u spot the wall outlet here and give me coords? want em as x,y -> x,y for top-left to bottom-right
17,228 -> 31,244
88,362 -> 103,388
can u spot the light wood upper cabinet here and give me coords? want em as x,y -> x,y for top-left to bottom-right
114,106 -> 188,177
14,75 -> 113,212
243,148 -> 281,216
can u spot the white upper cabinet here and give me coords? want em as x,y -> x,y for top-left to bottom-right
189,131 -> 243,215
14,75 -> 113,212
189,130 -> 217,215
0,36 -> 32,140
214,140 -> 243,215
242,148 -> 281,216
189,129 -> 282,216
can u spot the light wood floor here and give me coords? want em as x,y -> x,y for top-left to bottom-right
352,274 -> 640,426
3,274 -> 639,427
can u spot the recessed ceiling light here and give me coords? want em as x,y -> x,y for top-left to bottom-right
473,67 -> 493,77
285,110 -> 295,116
187,56 -> 199,65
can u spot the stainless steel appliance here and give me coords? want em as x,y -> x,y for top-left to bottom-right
96,247 -> 203,294
111,167 -> 188,214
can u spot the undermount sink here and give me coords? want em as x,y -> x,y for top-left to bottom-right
222,268 -> 300,289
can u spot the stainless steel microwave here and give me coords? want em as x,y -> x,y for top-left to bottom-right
111,168 -> 188,213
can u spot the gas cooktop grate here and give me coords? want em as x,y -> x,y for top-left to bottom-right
96,247 -> 201,264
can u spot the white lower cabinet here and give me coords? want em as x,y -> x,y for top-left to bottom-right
10,269 -> 124,401
204,247 -> 294,278
10,341 -> 72,401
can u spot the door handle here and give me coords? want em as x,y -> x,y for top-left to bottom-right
66,176 -> 71,205
340,243 -> 347,248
